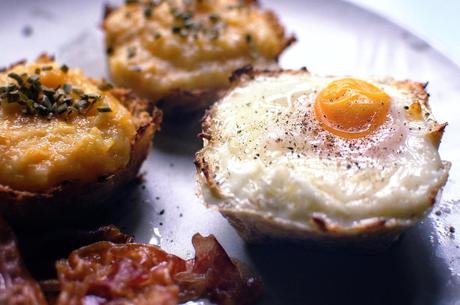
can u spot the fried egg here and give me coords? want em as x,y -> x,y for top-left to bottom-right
103,0 -> 294,112
195,69 -> 450,246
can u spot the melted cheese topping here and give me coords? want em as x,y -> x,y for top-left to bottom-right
200,72 -> 449,226
104,0 -> 288,101
0,63 -> 136,192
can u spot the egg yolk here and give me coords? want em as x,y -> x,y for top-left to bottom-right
314,78 -> 391,139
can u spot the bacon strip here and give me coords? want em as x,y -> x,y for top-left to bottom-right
0,217 -> 47,305
176,234 -> 262,305
0,218 -> 261,305
55,234 -> 262,305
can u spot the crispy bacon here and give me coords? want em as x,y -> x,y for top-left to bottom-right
0,219 -> 261,305
176,234 -> 262,305
55,234 -> 262,305
0,217 -> 47,305
55,241 -> 184,305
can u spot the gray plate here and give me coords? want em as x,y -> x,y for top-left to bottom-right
1,0 -> 459,304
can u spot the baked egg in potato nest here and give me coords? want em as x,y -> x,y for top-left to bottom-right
195,68 -> 450,249
0,55 -> 161,227
103,0 -> 295,113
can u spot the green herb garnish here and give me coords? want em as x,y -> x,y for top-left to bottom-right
144,3 -> 153,18
0,66 -> 106,119
127,46 -> 137,59
169,7 -> 222,40
63,83 -> 72,94
97,105 -> 112,113
60,64 -> 69,73
106,46 -> 114,56
98,80 -> 114,91
8,73 -> 25,86
172,26 -> 181,34
209,14 -> 220,23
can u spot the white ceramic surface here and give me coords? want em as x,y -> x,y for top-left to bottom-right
343,0 -> 460,69
0,1 -> 459,304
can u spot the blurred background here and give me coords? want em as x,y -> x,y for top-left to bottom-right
345,0 -> 460,68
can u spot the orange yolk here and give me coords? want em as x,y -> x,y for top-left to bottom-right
314,78 -> 391,139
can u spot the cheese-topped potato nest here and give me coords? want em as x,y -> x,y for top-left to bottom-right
195,68 -> 450,247
0,55 -> 162,226
103,0 -> 294,112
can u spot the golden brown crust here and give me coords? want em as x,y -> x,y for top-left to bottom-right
157,87 -> 227,115
195,68 -> 449,249
218,209 -> 404,252
427,122 -> 447,149
393,79 -> 447,148
0,57 -> 162,228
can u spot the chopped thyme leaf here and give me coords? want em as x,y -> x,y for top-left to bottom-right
75,99 -> 89,110
56,104 -> 68,114
34,103 -> 49,115
34,68 -> 41,74
172,26 -> 181,34
184,20 -> 194,29
41,66 -> 53,71
55,88 -> 66,99
181,11 -> 193,21
81,93 -> 101,102
144,5 -> 153,18
63,97 -> 73,106
170,7 -> 179,17
127,46 -> 137,59
209,14 -> 220,23
72,88 -> 84,95
97,105 -> 112,112
7,90 -> 20,102
42,86 -> 55,97
209,28 -> 219,40
98,80 -> 114,91
60,64 -> 69,73
63,83 -> 72,94
27,74 -> 40,85
245,33 -> 252,43
41,95 -> 52,109
8,73 -> 24,86
154,32 -> 162,39
125,0 -> 139,5
106,46 -> 114,55
0,85 -> 10,94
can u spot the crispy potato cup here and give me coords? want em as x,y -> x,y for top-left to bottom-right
0,55 -> 162,227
